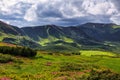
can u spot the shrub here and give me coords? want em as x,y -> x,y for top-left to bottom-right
88,69 -> 120,80
60,62 -> 83,71
0,54 -> 23,63
0,54 -> 13,63
47,52 -> 53,55
72,52 -> 81,55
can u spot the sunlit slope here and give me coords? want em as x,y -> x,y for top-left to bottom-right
0,20 -> 120,53
0,42 -> 17,47
80,50 -> 116,56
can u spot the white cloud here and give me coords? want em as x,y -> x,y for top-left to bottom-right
0,0 -> 120,27
24,4 -> 38,21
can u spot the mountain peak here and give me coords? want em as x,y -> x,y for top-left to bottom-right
84,22 -> 115,25
79,22 -> 116,28
0,20 -> 24,35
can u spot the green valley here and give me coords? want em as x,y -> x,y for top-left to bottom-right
0,0 -> 120,80
0,21 -> 120,80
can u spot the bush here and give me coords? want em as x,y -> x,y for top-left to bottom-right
0,54 -> 13,63
60,62 -> 83,71
0,46 -> 37,57
72,52 -> 81,55
88,69 -> 120,80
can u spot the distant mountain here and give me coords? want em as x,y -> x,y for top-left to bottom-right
79,23 -> 120,41
0,21 -> 120,53
0,21 -> 40,48
0,21 -> 24,35
22,23 -> 120,44
21,25 -> 65,40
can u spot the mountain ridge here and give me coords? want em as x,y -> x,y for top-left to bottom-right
0,20 -> 120,53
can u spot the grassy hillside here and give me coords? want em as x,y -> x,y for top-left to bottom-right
0,42 -> 17,47
0,20 -> 120,53
80,50 -> 116,56
0,20 -> 120,79
0,50 -> 120,80
112,25 -> 120,29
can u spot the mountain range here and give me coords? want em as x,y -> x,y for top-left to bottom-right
0,20 -> 120,53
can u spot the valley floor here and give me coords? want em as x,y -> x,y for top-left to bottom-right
0,50 -> 120,80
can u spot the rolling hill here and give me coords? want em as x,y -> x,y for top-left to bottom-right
0,21 -> 120,79
0,20 -> 120,53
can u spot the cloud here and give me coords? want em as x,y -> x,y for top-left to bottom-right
110,0 -> 120,11
0,0 -> 120,27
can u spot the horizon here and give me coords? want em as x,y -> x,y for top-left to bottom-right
0,19 -> 117,28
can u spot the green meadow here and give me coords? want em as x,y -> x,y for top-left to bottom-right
0,50 -> 120,80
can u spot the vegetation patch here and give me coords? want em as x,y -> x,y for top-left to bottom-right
0,50 -> 119,79
112,25 -> 120,29
80,50 -> 116,57
0,46 -> 37,57
0,54 -> 23,63
87,69 -> 120,80
0,54 -> 14,63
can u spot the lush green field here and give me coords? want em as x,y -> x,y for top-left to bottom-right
0,50 -> 120,80
80,50 -> 116,56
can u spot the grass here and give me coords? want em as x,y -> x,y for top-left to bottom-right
0,54 -> 14,63
97,57 -> 120,72
39,36 -> 74,46
39,36 -> 59,46
62,36 -> 74,43
0,33 -> 7,41
0,36 -> 4,41
112,25 -> 120,29
80,50 -> 116,56
0,50 -> 120,79
0,42 -> 16,47
0,53 -> 23,63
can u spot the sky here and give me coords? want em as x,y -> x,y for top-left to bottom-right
0,0 -> 120,27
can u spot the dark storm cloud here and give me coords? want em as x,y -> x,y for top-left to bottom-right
36,6 -> 63,18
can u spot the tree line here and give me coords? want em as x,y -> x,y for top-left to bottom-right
0,46 -> 37,57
